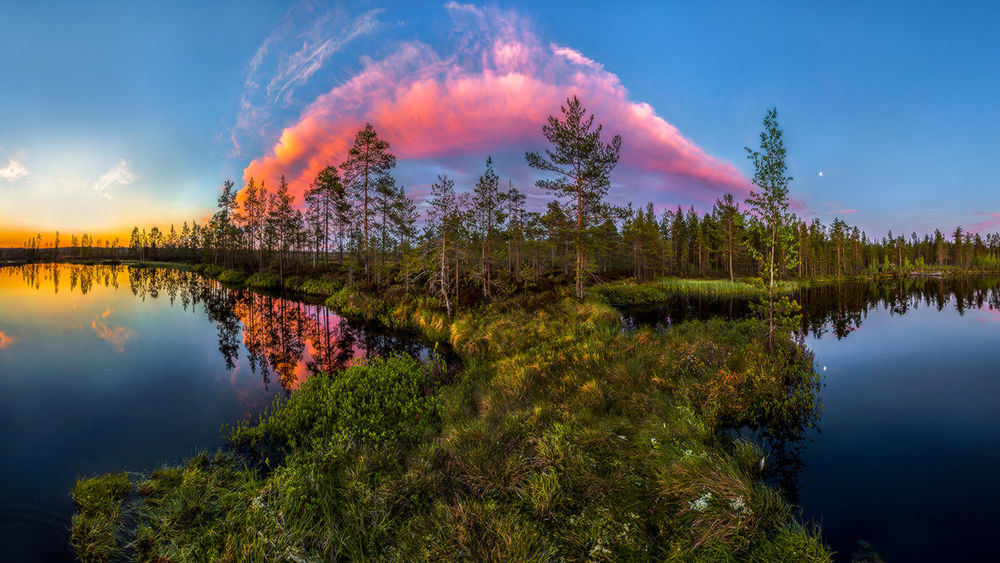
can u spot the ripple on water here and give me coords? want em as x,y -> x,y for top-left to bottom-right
0,492 -> 75,562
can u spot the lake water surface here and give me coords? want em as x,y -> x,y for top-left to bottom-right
0,264 -> 433,561
623,277 -> 1000,562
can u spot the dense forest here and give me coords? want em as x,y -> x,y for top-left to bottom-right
9,101 -> 1000,305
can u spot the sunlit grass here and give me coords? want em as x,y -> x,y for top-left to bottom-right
591,276 -> 802,305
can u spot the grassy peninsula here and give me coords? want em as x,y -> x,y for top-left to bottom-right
71,267 -> 827,561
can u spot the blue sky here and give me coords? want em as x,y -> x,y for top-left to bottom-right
1,1 -> 998,244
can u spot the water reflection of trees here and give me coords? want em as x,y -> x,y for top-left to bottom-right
797,276 -> 1000,339
621,276 -> 1000,341
8,264 -> 430,392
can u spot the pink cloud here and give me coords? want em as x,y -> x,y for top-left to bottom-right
825,204 -> 861,215
243,4 -> 749,208
969,212 -> 1000,233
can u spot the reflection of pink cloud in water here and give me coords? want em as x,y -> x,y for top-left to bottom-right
976,305 -> 1000,323
0,330 -> 16,349
243,4 -> 748,209
91,320 -> 134,354
224,358 -> 278,417
289,341 -> 317,390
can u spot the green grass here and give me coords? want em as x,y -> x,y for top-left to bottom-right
71,472 -> 132,562
242,271 -> 279,289
125,260 -> 197,270
192,264 -> 344,297
71,285 -> 829,561
590,276 -> 801,306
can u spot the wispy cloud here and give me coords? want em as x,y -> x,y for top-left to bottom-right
824,202 -> 861,215
970,212 -> 1000,233
93,159 -> 136,200
230,2 -> 384,156
266,9 -> 382,104
0,159 -> 28,181
243,4 -> 748,209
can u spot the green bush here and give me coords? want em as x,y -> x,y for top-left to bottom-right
297,277 -> 340,296
217,269 -> 247,285
245,272 -> 280,289
233,354 -> 440,454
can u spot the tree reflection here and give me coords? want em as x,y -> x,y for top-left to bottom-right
6,264 -> 434,393
620,276 -> 1000,341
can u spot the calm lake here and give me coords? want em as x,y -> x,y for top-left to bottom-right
0,264 -> 434,561
622,276 -> 1000,562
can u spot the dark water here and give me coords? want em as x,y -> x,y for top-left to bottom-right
0,264 -> 434,562
622,276 -> 1000,562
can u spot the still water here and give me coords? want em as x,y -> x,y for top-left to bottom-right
0,264 -> 433,561
623,277 -> 1000,562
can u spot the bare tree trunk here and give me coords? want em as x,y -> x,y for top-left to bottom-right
441,231 -> 451,317
728,216 -> 735,281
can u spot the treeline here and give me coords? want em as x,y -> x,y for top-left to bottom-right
10,101 -> 1000,304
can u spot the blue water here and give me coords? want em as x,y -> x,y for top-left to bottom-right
800,301 -> 1000,561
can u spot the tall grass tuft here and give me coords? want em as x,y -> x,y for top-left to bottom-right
71,472 -> 131,562
591,276 -> 801,306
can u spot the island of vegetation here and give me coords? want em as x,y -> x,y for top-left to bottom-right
19,101 -> 988,561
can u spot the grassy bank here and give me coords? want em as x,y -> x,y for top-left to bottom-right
71,275 -> 830,561
194,263 -> 342,297
590,277 -> 802,306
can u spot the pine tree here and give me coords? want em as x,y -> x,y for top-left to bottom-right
213,180 -> 238,266
505,184 -> 526,276
472,157 -> 505,297
304,166 -> 346,268
373,174 -> 401,286
340,123 -> 396,283
526,96 -> 622,298
395,186 -> 419,292
268,176 -> 296,284
712,194 -> 743,281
